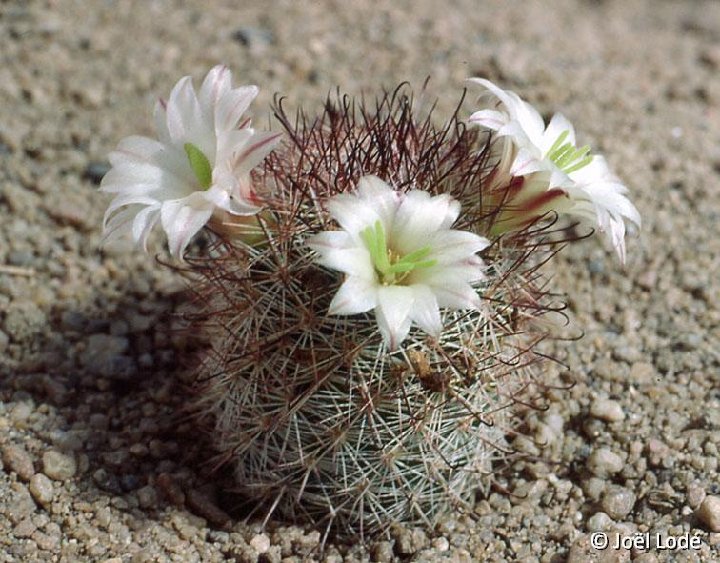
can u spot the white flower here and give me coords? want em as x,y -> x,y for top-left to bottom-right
100,65 -> 281,258
468,78 -> 640,263
308,175 -> 490,349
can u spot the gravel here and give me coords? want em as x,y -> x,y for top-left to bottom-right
1,0 -> 719,561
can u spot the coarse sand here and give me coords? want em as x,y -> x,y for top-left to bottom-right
1,0 -> 719,561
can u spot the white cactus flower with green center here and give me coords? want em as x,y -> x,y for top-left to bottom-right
100,65 -> 281,259
308,175 -> 490,349
468,78 -> 640,263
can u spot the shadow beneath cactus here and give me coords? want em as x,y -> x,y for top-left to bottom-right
0,266 -> 249,536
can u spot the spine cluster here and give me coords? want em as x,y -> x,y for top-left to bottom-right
184,86 -> 567,538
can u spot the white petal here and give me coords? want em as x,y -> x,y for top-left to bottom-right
165,76 -> 214,156
153,99 -> 171,145
160,198 -> 213,259
418,261 -> 486,286
511,146 -> 546,177
541,112 -> 576,153
164,76 -> 193,143
232,131 -> 283,175
308,230 -> 368,275
328,276 -> 378,315
427,281 -> 482,310
113,135 -> 165,162
426,230 -> 489,265
408,285 -> 442,337
315,246 -> 375,279
468,78 -> 545,146
215,128 -> 254,165
201,184 -> 233,213
306,230 -> 354,251
391,191 -> 452,253
356,175 -> 401,228
198,65 -> 232,112
132,205 -> 161,251
216,86 -> 258,131
102,206 -> 138,246
103,193 -> 160,227
327,193 -> 381,239
438,197 -> 461,230
468,109 -> 509,131
376,286 -> 415,349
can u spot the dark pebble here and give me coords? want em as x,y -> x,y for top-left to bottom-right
185,488 -> 231,528
120,474 -> 140,492
231,26 -> 274,48
7,250 -> 34,267
93,468 -> 122,494
60,311 -> 88,332
84,161 -> 111,185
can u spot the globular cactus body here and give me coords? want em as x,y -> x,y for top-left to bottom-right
187,87 -> 561,538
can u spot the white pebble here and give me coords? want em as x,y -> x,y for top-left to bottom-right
590,398 -> 625,422
250,533 -> 270,554
587,448 -> 624,477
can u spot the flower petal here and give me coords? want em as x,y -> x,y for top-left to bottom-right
160,198 -> 213,259
328,276 -> 378,315
426,230 -> 489,265
427,281 -> 482,310
408,285 -> 442,337
391,191 -> 454,253
541,112 -> 576,153
468,78 -> 545,146
468,109 -> 509,131
132,205 -> 161,251
327,193 -> 382,238
216,86 -> 259,132
198,65 -> 232,113
313,246 -> 375,279
165,76 -> 215,157
376,285 -> 415,349
232,131 -> 283,175
356,175 -> 401,229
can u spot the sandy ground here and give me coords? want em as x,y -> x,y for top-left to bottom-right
1,0 -> 719,561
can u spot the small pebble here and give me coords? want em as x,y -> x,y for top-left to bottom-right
13,517 -> 37,539
249,533 -> 270,554
2,445 -> 35,481
372,541 -> 394,562
9,402 -> 33,425
601,485 -> 636,519
136,485 -> 158,509
587,448 -> 624,477
156,473 -> 185,506
696,495 -> 720,532
83,161 -> 111,184
432,537 -> 450,551
29,473 -> 54,505
231,26 -> 274,48
687,484 -> 706,510
42,451 -> 77,481
93,468 -> 122,494
185,488 -> 231,528
586,511 -> 613,532
590,398 -> 625,422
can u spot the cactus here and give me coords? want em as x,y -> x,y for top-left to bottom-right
183,85 -> 570,539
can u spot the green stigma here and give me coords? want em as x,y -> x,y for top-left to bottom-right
546,130 -> 593,174
360,220 -> 436,285
184,142 -> 212,189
